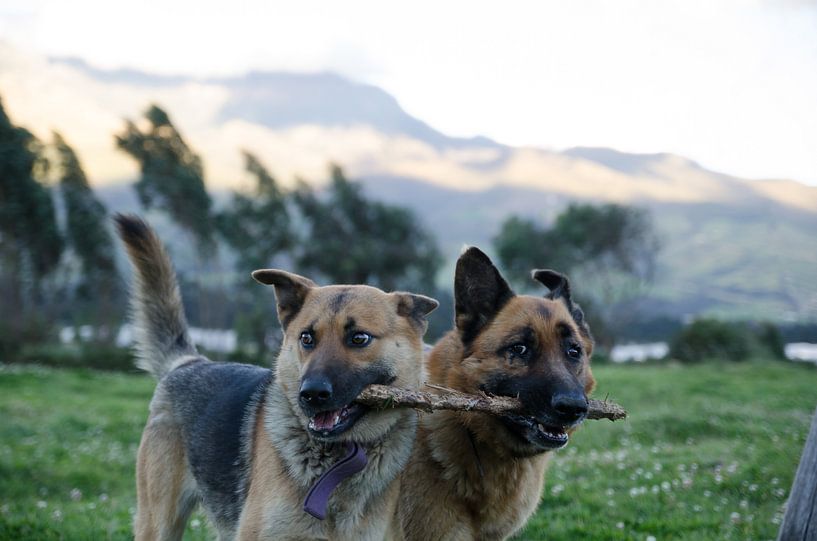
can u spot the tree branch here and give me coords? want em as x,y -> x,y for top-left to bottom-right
356,383 -> 627,421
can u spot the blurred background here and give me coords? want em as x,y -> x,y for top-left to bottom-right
1,1 -> 816,539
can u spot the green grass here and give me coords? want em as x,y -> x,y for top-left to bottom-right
519,361 -> 817,540
0,365 -> 209,540
1,361 -> 815,540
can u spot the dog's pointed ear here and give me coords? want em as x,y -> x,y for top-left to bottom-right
394,293 -> 439,332
532,269 -> 591,337
455,247 -> 514,344
252,269 -> 317,329
532,269 -> 572,303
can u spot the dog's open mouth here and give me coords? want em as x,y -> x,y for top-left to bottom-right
501,413 -> 570,450
307,403 -> 368,437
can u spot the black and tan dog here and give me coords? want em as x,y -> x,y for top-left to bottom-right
398,247 -> 595,540
115,215 -> 437,540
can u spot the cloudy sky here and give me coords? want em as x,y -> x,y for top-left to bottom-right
1,0 -> 816,184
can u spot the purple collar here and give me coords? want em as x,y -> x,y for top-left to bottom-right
303,441 -> 368,520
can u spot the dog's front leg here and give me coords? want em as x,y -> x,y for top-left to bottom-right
134,412 -> 198,541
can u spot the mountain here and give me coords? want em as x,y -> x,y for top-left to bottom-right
359,176 -> 817,321
1,43 -> 816,322
52,56 -> 499,150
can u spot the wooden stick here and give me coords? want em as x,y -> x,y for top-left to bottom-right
355,383 -> 627,421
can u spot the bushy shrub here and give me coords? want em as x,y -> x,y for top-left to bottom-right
669,319 -> 786,363
0,316 -> 57,359
222,348 -> 273,368
587,349 -> 611,364
14,344 -> 136,372
751,321 -> 786,360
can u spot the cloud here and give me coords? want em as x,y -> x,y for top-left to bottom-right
1,2 -> 816,183
1,41 -> 815,215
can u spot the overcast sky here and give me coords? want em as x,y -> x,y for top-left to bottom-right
1,0 -> 816,184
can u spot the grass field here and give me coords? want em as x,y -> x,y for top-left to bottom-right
1,360 -> 815,540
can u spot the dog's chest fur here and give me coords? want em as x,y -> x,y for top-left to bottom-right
162,359 -> 415,540
400,412 -> 549,540
237,381 -> 416,540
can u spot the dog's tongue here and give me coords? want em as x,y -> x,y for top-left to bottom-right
312,410 -> 340,431
303,441 -> 368,520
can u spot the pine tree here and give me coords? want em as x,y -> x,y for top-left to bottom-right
292,165 -> 441,291
54,131 -> 120,339
115,104 -> 214,256
493,203 -> 660,347
217,151 -> 291,270
0,97 -> 63,350
217,151 -> 292,355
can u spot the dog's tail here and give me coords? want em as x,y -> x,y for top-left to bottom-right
115,214 -> 197,378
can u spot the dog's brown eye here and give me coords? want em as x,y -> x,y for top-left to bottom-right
349,332 -> 372,347
300,332 -> 315,348
508,344 -> 528,359
566,344 -> 582,360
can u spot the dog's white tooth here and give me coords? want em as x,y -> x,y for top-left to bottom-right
333,414 -> 340,426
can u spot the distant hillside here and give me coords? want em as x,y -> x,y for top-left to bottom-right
96,175 -> 817,323
2,43 -> 815,323
359,176 -> 817,321
53,56 -> 498,150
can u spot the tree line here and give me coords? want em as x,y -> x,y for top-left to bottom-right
0,97 -> 659,360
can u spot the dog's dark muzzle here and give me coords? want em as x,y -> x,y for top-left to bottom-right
299,373 -> 368,438
486,375 -> 588,451
299,374 -> 336,410
500,397 -> 587,451
298,362 -> 395,438
550,389 -> 589,425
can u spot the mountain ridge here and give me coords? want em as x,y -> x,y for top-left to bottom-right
0,45 -> 812,208
1,45 -> 815,322
50,55 -> 501,150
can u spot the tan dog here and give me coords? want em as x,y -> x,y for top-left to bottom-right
116,215 -> 437,540
398,247 -> 595,540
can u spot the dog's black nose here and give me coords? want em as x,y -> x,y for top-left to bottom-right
299,376 -> 333,406
551,391 -> 588,423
